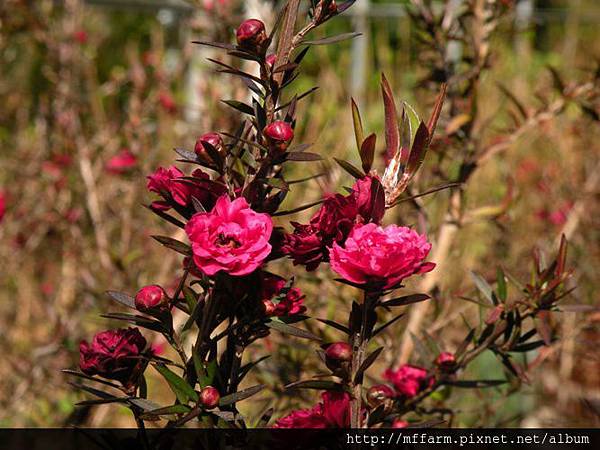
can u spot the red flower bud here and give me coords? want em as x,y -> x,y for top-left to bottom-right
135,285 -> 170,314
194,132 -> 223,157
391,418 -> 409,428
325,342 -> 352,361
366,384 -> 396,408
265,54 -> 277,68
199,386 -> 220,409
236,19 -> 267,51
435,352 -> 456,369
263,121 -> 294,151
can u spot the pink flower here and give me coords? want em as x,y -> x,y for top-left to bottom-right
273,391 -> 351,428
79,328 -> 146,386
330,223 -> 434,289
259,273 -> 306,317
106,149 -> 137,175
185,195 -> 273,276
147,166 -> 223,212
383,364 -> 432,398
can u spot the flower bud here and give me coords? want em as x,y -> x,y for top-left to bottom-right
325,342 -> 352,362
194,132 -> 223,158
236,19 -> 267,51
265,54 -> 277,68
262,299 -> 276,316
366,384 -> 396,408
435,352 -> 456,369
391,418 -> 409,428
199,386 -> 220,409
135,285 -> 169,314
263,121 -> 294,152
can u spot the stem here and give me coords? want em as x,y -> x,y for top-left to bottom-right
350,291 -> 374,428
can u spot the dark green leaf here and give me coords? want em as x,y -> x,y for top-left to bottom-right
316,318 -> 350,334
380,294 -> 430,308
285,379 -> 342,390
267,320 -> 322,341
302,32 -> 361,45
354,347 -> 383,383
446,379 -> 506,388
105,290 -> 135,309
285,152 -> 323,161
154,364 -> 198,404
333,157 -> 364,179
470,271 -> 495,305
219,384 -> 265,407
152,235 -> 191,256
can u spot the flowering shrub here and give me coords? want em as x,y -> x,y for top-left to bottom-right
66,0 -> 579,431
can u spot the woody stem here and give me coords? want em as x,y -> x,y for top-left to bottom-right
350,291 -> 374,428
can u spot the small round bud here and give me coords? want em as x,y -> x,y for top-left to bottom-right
236,19 -> 267,50
194,132 -> 223,158
325,342 -> 352,362
263,121 -> 294,152
199,386 -> 220,409
366,384 -> 395,408
435,352 -> 456,369
262,299 -> 276,316
391,418 -> 409,428
135,285 -> 169,314
265,54 -> 277,68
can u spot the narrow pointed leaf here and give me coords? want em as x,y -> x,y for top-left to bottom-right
106,290 -> 136,309
302,32 -> 361,45
267,320 -> 321,341
152,235 -> 191,256
154,364 -> 198,404
354,347 -> 384,383
381,73 -> 400,160
359,133 -> 376,173
219,384 -> 265,407
333,157 -> 364,179
351,98 -> 364,153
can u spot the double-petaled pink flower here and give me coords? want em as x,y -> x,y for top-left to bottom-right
330,223 -> 434,289
79,328 -> 147,386
273,391 -> 351,428
383,364 -> 432,398
185,195 -> 273,276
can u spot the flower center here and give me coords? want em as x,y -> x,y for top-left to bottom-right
216,232 -> 241,249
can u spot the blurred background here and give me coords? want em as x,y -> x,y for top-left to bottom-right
0,0 -> 599,427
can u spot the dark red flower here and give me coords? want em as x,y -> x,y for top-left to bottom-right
73,30 -> 88,44
236,19 -> 267,50
135,285 -> 170,315
351,175 -> 385,224
79,328 -> 147,386
282,176 -> 386,271
258,272 -> 306,317
273,391 -> 351,428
